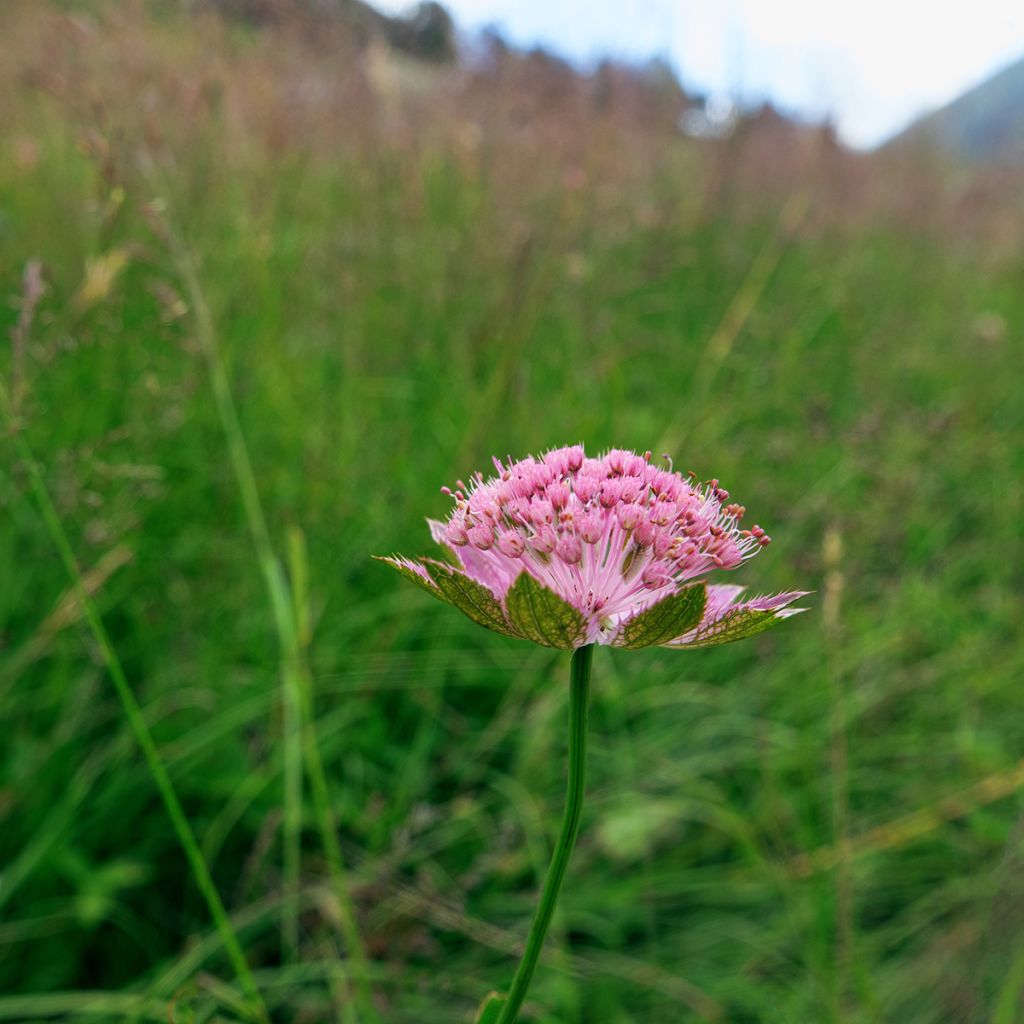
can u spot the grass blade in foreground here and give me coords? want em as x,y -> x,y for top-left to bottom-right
0,384 -> 269,1024
154,204 -> 379,1022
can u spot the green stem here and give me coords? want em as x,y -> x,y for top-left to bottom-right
496,644 -> 594,1024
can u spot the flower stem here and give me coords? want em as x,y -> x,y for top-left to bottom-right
497,644 -> 594,1024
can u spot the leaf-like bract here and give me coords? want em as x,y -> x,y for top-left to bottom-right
505,572 -> 587,650
614,583 -> 707,649
424,561 -> 522,638
672,607 -> 791,648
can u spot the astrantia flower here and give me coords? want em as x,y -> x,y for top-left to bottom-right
379,446 -> 810,1021
378,445 -> 808,651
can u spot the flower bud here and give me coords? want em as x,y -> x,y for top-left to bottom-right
497,531 -> 526,558
578,511 -> 604,544
556,534 -> 583,565
530,524 -> 557,554
468,523 -> 494,550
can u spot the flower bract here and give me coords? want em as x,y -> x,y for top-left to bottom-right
378,445 -> 808,650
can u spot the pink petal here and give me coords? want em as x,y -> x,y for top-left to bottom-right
742,591 -> 812,613
703,583 -> 747,620
427,518 -> 449,545
427,517 -> 518,600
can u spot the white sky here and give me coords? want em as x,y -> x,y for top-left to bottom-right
376,0 -> 1024,148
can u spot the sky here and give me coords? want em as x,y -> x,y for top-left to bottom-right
375,0 -> 1024,148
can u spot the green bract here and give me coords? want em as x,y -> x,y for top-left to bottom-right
504,573 -> 587,649
613,584 -> 707,649
376,559 -> 804,651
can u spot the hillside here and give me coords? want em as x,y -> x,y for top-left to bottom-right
892,53 -> 1024,160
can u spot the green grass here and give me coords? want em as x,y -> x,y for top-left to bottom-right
2,3 -> 1024,1021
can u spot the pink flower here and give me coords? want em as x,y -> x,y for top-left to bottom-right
378,445 -> 808,650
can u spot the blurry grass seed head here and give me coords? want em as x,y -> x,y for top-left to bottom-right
377,445 -> 808,650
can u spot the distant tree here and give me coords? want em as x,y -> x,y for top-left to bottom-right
383,2 -> 455,63
195,0 -> 456,62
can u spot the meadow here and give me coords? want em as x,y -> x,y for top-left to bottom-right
2,3 -> 1024,1021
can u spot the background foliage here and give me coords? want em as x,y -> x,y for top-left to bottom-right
2,2 -> 1023,1021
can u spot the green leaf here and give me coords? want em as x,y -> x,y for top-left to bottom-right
505,572 -> 587,650
673,607 -> 794,649
424,561 -> 523,639
473,992 -> 505,1023
614,583 -> 706,649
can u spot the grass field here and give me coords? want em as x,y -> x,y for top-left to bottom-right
2,3 -> 1024,1022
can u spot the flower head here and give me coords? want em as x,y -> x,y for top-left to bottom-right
378,445 -> 808,650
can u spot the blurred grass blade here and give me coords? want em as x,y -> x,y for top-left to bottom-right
155,197 -> 306,968
0,991 -> 167,1022
994,947 -> 1024,1024
0,544 -> 133,702
0,382 -> 269,1024
153,207 -> 377,1021
288,526 -> 379,1023
657,191 -> 808,455
474,991 -> 505,1023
